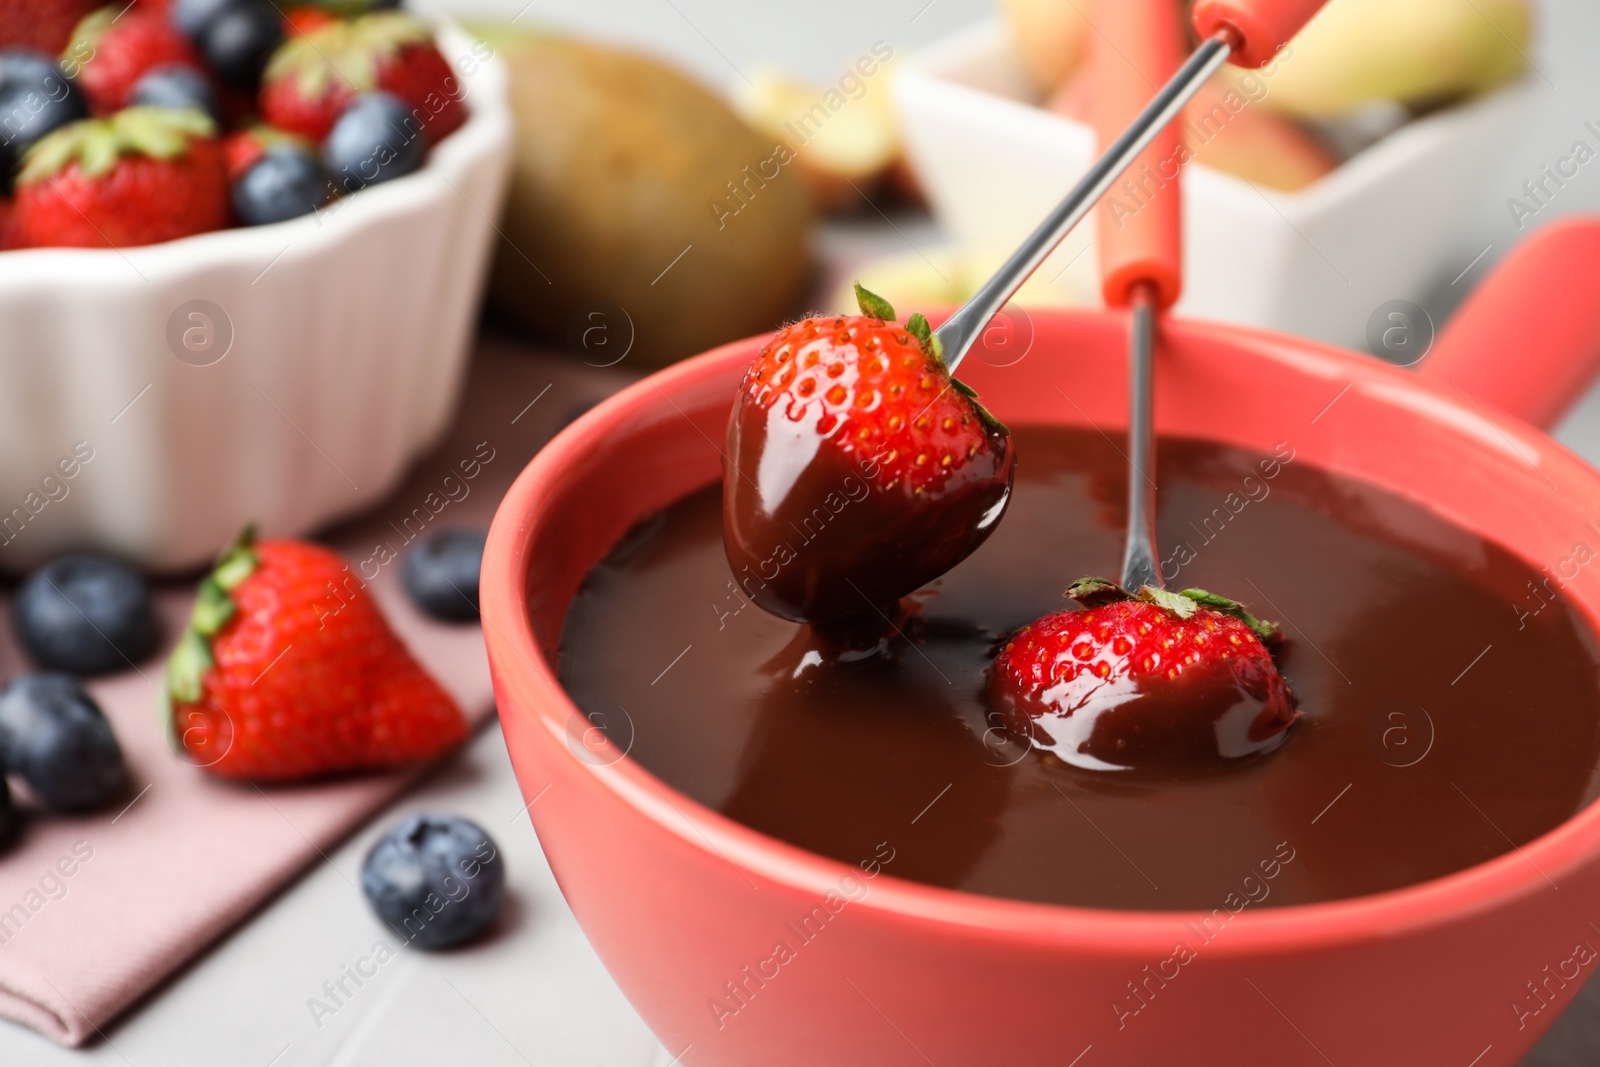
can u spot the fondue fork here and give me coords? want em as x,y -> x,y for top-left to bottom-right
1088,0 -> 1186,591
933,0 -> 1328,377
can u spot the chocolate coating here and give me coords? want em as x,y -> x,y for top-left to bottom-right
722,368 -> 1013,623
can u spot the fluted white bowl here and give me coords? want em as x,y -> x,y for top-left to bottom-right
0,22 -> 513,572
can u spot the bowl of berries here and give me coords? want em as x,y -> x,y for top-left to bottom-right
0,0 -> 511,572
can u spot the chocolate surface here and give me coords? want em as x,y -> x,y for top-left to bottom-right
560,427 -> 1600,910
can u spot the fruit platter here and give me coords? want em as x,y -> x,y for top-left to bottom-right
4,0 -> 1600,1064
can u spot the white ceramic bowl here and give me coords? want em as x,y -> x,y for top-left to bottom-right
0,22 -> 513,573
893,19 -> 1535,348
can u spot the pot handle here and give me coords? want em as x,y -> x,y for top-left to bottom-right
1415,216 -> 1600,430
1192,0 -> 1329,68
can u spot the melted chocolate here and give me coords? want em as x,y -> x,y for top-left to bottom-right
559,427 -> 1600,910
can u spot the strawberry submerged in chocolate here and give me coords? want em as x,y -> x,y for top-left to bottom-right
723,285 -> 1015,624
989,578 -> 1298,773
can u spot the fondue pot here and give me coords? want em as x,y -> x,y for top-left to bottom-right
487,0 -> 1600,1060
483,213 -> 1600,1066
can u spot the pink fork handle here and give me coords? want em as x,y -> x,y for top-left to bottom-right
1418,217 -> 1600,430
1192,0 -> 1329,67
1094,0 -> 1185,309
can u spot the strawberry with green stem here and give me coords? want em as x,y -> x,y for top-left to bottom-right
259,10 -> 464,144
723,283 -> 1015,625
15,106 -> 229,247
65,4 -> 202,113
163,527 -> 468,781
989,578 -> 1298,773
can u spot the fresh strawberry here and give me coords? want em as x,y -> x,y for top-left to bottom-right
259,11 -> 464,144
723,284 -> 1015,624
221,123 -> 311,180
64,5 -> 200,113
989,580 -> 1298,773
283,7 -> 338,37
0,0 -> 100,53
221,127 -> 262,178
15,106 -> 229,248
0,199 -> 18,251
162,528 -> 468,781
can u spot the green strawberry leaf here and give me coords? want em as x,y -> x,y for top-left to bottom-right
212,523 -> 260,590
1139,585 -> 1198,619
189,579 -> 235,637
853,281 -> 895,322
267,11 -> 435,100
160,524 -> 262,754
906,312 -> 946,362
1178,587 -> 1282,642
62,6 -> 117,63
950,375 -> 1007,436
1067,577 -> 1131,608
1066,577 -> 1282,643
165,630 -> 213,707
18,107 -> 215,184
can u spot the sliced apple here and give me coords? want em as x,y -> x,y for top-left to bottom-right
1048,70 -> 1338,192
1181,80 -> 1339,191
837,245 -> 1094,317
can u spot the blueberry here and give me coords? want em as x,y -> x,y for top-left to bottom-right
0,674 -> 127,811
362,814 -> 505,950
0,50 -> 86,181
0,50 -> 60,93
0,776 -> 14,847
194,0 -> 284,90
130,64 -> 219,122
233,145 -> 330,225
402,528 -> 485,622
14,555 -> 159,676
171,0 -> 238,39
322,91 -> 425,194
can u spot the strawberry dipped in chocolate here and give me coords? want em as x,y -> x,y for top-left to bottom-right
989,579 -> 1298,774
724,285 -> 1015,625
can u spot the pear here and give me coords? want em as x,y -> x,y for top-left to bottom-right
1256,0 -> 1532,118
483,36 -> 812,368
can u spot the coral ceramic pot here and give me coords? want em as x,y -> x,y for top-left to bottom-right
483,218 -> 1600,1066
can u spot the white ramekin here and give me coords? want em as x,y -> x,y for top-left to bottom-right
893,19 -> 1535,349
0,22 -> 513,573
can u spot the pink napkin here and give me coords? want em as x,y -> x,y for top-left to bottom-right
0,341 -> 633,1045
